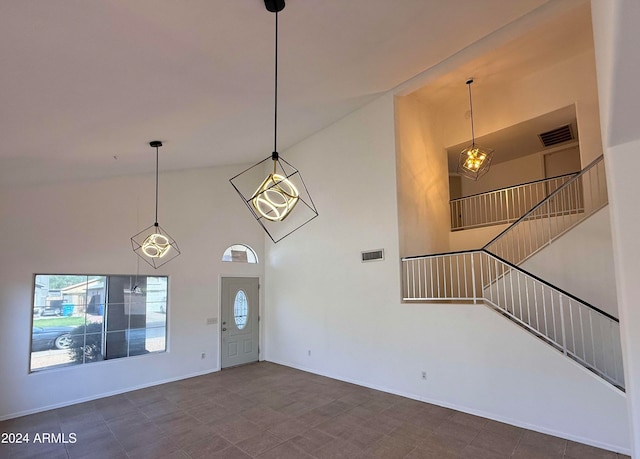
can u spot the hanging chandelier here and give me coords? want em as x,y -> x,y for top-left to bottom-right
457,78 -> 494,180
229,0 -> 317,243
131,141 -> 181,268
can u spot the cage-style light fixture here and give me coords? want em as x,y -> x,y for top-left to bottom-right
131,141 -> 181,268
230,0 -> 318,243
457,78 -> 494,180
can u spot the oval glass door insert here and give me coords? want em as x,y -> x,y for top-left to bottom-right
234,290 -> 248,329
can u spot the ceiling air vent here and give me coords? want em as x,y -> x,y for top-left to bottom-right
538,124 -> 574,147
361,249 -> 384,263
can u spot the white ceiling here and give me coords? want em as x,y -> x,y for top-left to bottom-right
0,0 -> 554,186
404,1 -> 593,173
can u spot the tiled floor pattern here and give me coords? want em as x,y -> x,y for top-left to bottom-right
0,362 -> 629,459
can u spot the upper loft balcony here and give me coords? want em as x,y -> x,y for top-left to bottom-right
447,107 -> 582,232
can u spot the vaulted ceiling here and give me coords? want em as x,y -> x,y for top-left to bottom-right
1,0 -> 557,185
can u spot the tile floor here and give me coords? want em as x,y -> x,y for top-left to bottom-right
0,362 -> 630,459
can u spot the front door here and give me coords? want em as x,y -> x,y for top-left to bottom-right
221,277 -> 259,368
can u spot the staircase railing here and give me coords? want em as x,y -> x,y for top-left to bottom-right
402,249 -> 624,390
484,155 -> 607,266
450,173 -> 577,231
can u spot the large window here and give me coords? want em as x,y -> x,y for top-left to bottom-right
31,274 -> 168,372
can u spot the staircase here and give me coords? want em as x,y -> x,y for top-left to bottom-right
483,155 -> 608,266
401,156 -> 624,390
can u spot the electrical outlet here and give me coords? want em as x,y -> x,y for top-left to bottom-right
421,371 -> 427,380
201,352 -> 206,359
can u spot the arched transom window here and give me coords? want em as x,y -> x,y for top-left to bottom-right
222,244 -> 258,264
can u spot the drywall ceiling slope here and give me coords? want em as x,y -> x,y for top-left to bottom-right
0,0 -> 550,186
404,2 -> 593,171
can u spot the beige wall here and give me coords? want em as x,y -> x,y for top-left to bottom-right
395,95 -> 450,257
433,51 -> 602,166
459,152 -> 545,198
456,146 -> 581,198
396,47 -> 602,255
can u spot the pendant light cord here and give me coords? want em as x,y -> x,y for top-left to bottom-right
467,80 -> 475,145
273,11 -> 279,155
154,144 -> 159,225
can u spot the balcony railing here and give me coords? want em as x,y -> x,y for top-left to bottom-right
450,173 -> 577,231
401,250 -> 624,390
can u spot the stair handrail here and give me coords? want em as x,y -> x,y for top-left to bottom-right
401,249 -> 624,390
402,248 -> 618,323
482,250 -> 618,322
402,155 -> 621,388
480,250 -> 623,390
483,154 -> 607,264
449,172 -> 578,203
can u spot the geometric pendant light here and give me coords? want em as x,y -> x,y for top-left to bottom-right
230,0 -> 318,243
457,78 -> 494,181
131,141 -> 181,268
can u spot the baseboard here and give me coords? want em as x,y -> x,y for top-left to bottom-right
266,358 -> 631,456
0,367 -> 220,422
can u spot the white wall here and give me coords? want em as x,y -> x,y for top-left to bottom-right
592,0 -> 640,454
0,165 -> 265,420
449,224 -> 509,252
521,207 -> 617,316
604,139 -> 640,458
264,93 -> 630,453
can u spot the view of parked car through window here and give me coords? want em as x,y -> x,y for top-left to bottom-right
31,274 -> 168,371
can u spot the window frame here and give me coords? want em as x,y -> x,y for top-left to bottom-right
30,273 -> 169,373
221,244 -> 259,263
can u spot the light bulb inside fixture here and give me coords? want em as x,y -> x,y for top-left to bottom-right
251,173 -> 299,221
462,148 -> 487,172
141,233 -> 171,258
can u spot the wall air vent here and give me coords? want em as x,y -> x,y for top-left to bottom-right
361,249 -> 384,262
538,124 -> 574,147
